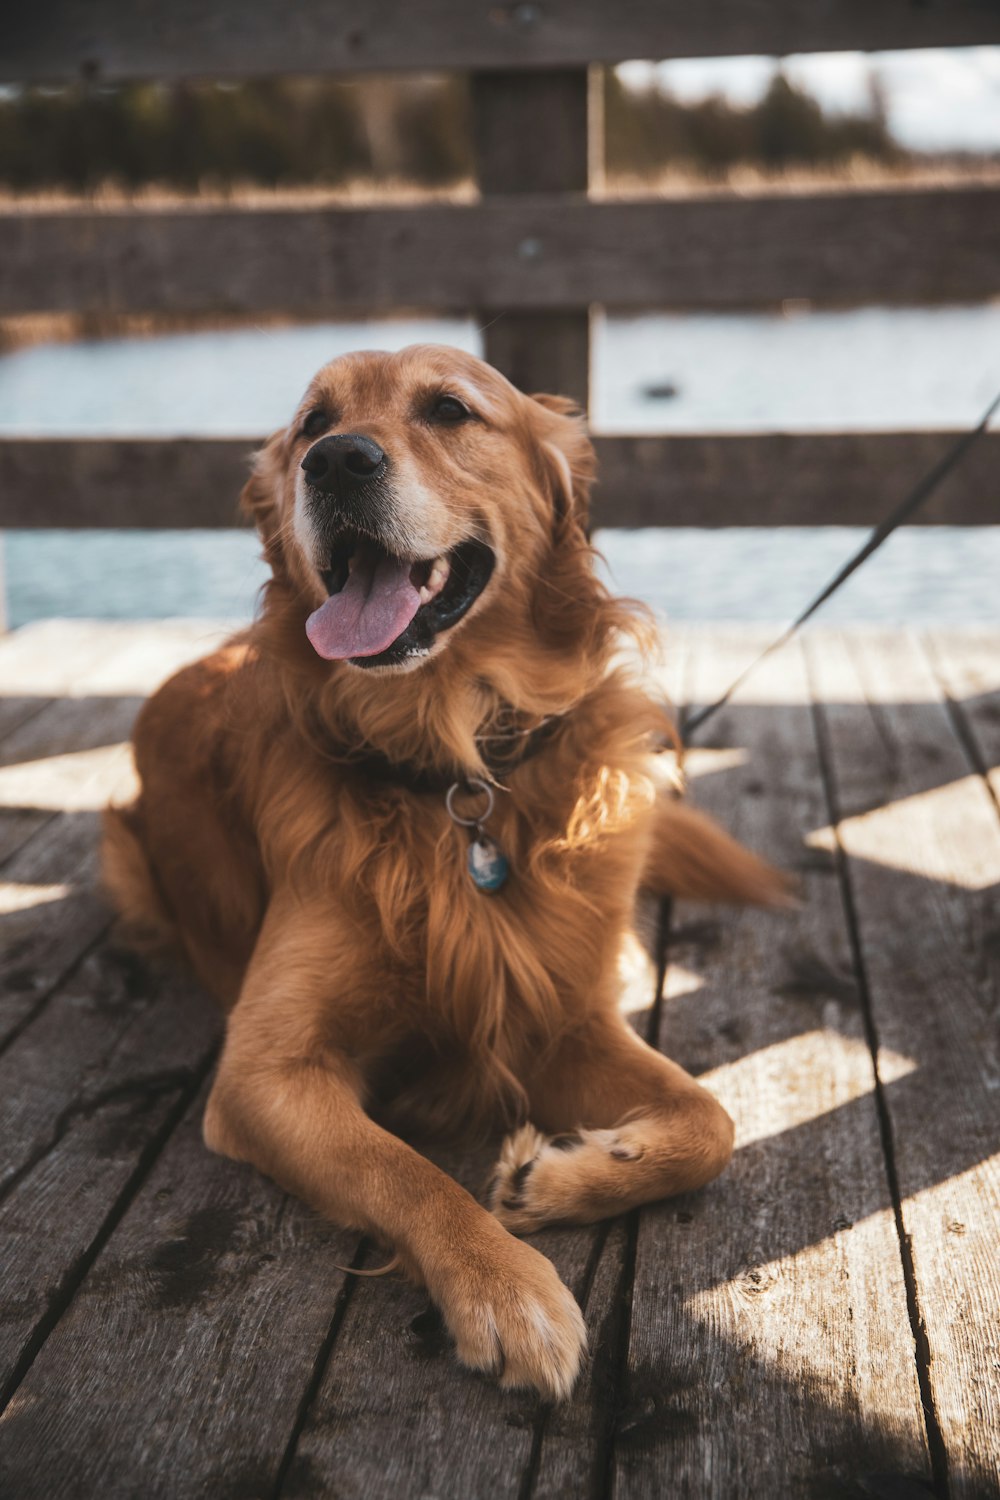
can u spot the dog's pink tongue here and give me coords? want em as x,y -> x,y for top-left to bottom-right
306,552 -> 421,660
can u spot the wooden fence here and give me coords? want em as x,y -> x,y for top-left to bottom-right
1,1 -> 999,534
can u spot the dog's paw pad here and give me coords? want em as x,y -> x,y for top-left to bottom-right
489,1121 -> 648,1232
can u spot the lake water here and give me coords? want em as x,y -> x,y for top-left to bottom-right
2,307 -> 998,628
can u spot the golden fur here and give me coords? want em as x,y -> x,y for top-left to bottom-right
104,346 -> 786,1399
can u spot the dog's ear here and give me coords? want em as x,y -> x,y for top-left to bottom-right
240,429 -> 287,569
529,392 -> 597,537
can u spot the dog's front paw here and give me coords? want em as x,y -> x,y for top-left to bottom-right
488,1120 -> 643,1233
431,1224 -> 586,1401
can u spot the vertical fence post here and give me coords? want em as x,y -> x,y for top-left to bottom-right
470,68 -> 591,410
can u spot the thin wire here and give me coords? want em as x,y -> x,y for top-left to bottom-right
682,386 -> 1000,740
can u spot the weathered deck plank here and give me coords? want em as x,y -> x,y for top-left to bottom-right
613,633 -> 930,1498
807,630 -> 1000,1499
0,949 -> 218,1414
0,1075 -> 365,1500
0,621 -> 153,866
0,621 -> 129,743
924,628 -> 1000,809
0,623 -> 231,1046
0,620 -> 230,869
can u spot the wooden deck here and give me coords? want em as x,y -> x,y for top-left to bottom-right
0,620 -> 997,1500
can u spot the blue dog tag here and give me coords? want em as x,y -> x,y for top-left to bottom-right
468,835 -> 509,893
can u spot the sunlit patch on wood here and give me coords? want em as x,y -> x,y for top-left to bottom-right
0,744 -> 137,810
808,773 -> 1000,891
699,1028 -> 917,1150
0,879 -> 74,914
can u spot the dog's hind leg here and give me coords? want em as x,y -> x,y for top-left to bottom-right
103,790 -> 259,1009
488,1013 -> 734,1234
102,800 -> 175,949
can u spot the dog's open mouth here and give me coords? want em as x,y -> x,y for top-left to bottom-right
306,531 -> 495,668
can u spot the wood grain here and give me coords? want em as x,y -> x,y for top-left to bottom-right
591,430 -> 1000,529
0,623 -> 116,745
0,1080 -> 364,1500
3,430 -> 998,530
0,623 -> 140,864
806,629 -> 1000,1498
2,188 -> 996,317
612,631 -> 931,1498
0,624 -> 231,1045
4,0 -> 997,82
473,69 -> 591,408
924,628 -> 1000,810
0,947 -> 219,1407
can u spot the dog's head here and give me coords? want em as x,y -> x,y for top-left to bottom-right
243,344 -> 597,674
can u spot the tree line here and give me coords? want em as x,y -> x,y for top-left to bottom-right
0,69 -> 905,194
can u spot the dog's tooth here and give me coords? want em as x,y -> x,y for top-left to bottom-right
417,556 -> 451,606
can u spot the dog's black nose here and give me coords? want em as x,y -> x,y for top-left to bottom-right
301,434 -> 386,492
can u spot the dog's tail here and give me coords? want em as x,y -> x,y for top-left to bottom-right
102,801 -> 179,952
643,796 -> 795,907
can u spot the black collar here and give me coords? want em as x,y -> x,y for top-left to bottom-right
338,714 -> 563,796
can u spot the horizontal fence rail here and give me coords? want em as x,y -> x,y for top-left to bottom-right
2,188 -> 998,316
2,433 -> 997,529
3,0 -> 999,82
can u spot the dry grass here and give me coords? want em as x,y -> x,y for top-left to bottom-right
0,153 -> 995,214
0,176 -> 477,214
0,308 -> 366,353
599,154 -> 1000,199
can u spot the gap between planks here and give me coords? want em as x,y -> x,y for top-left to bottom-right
805,628 -> 1000,1500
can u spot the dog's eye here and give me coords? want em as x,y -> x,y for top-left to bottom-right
301,408 -> 330,439
428,395 -> 472,425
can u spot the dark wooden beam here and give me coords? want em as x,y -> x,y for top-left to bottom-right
2,188 -> 997,317
1,432 -> 996,528
3,0 -> 999,84
591,431 -> 1000,527
472,70 -> 590,408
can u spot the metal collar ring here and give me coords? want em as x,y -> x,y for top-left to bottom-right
446,778 -> 495,828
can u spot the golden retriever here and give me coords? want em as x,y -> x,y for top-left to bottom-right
104,345 -> 785,1400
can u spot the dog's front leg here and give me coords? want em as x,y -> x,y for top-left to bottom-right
201,896 -> 586,1400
